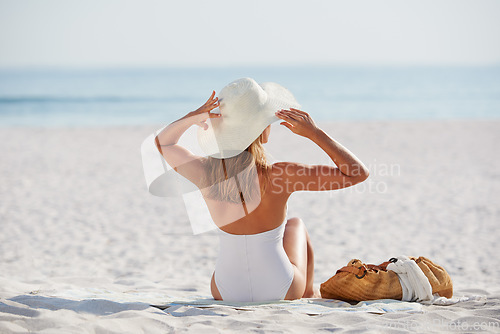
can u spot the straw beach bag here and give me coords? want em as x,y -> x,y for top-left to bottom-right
320,256 -> 453,302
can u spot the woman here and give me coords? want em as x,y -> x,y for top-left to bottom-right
154,78 -> 369,302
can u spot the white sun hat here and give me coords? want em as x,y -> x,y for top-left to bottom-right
197,78 -> 301,159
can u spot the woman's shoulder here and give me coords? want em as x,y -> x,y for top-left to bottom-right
270,161 -> 309,177
268,161 -> 307,186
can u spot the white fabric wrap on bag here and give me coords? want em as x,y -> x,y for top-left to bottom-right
387,256 -> 433,302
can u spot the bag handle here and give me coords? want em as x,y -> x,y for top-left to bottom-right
336,265 -> 367,279
336,258 -> 398,279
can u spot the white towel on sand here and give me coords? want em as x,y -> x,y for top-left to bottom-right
387,256 -> 433,302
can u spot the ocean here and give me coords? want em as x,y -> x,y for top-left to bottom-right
0,66 -> 499,127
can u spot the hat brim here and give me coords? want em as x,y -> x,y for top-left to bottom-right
197,82 -> 301,159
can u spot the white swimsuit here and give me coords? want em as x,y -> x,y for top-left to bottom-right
214,216 -> 294,302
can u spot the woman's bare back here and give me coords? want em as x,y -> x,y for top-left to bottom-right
202,164 -> 289,235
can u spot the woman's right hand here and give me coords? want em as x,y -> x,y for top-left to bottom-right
187,91 -> 221,130
275,108 -> 320,139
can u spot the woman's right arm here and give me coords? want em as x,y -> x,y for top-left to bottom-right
273,108 -> 369,193
155,91 -> 220,187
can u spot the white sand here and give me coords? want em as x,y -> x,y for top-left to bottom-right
1,120 -> 499,333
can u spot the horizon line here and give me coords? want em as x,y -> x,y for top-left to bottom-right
1,62 -> 500,71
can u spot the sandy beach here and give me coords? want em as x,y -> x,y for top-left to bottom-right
1,119 -> 499,333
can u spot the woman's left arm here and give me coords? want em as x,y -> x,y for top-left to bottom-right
155,91 -> 220,187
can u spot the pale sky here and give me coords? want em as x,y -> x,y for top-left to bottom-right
1,0 -> 499,68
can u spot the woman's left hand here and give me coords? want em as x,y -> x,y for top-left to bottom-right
188,91 -> 221,130
275,108 -> 319,139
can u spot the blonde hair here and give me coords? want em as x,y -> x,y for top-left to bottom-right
202,132 -> 271,203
